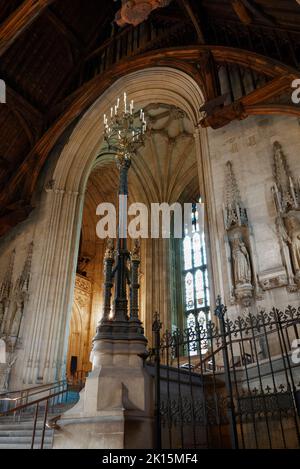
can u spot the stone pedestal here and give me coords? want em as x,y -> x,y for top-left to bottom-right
53,321 -> 154,449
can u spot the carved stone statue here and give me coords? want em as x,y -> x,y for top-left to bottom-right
231,237 -> 252,286
285,215 -> 300,275
115,0 -> 172,27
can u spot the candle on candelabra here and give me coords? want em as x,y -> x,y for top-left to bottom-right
124,92 -> 127,113
130,100 -> 134,114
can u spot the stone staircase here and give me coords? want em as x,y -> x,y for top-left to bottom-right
0,389 -> 80,449
0,418 -> 54,449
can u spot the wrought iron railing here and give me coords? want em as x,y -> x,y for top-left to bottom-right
150,302 -> 300,449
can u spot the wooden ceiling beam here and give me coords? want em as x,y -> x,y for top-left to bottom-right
231,1 -> 252,25
0,0 -> 56,56
6,85 -> 44,141
239,0 -> 276,26
0,45 -> 299,235
44,8 -> 83,53
200,73 -> 295,129
177,0 -> 205,44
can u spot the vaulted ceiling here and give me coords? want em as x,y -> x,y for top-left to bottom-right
0,0 -> 300,238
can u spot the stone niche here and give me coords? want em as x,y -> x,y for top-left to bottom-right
223,161 -> 256,307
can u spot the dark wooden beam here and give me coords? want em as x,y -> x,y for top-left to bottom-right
0,45 -> 299,238
200,73 -> 296,129
239,0 -> 276,26
197,51 -> 221,101
0,0 -> 55,56
45,8 -> 83,54
6,85 -> 44,141
177,0 -> 205,44
231,1 -> 252,25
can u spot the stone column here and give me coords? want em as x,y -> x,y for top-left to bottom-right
193,126 -> 224,305
22,187 -> 82,385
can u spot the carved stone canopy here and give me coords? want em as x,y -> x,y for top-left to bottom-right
223,161 -> 248,230
115,0 -> 172,27
272,141 -> 300,214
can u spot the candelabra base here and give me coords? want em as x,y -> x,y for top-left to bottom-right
94,318 -> 147,343
52,322 -> 153,449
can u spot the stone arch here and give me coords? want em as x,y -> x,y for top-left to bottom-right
22,66 -> 224,385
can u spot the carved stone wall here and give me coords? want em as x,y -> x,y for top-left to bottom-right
208,115 -> 300,317
271,141 -> 300,291
223,161 -> 255,308
0,242 -> 33,390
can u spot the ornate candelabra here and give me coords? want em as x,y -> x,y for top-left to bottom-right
94,93 -> 147,340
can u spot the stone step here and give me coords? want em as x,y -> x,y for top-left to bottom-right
0,443 -> 53,449
0,430 -> 53,437
0,422 -> 52,430
0,435 -> 53,442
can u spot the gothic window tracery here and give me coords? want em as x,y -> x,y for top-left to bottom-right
182,199 -> 210,354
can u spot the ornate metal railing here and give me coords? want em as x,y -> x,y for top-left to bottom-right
150,302 -> 300,449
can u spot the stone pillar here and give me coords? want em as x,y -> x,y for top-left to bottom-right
22,187 -> 82,385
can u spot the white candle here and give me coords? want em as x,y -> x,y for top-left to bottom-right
103,114 -> 106,124
124,92 -> 127,112
140,109 -> 143,120
111,107 -> 113,117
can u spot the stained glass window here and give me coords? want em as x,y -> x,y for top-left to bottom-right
182,198 -> 210,354
185,272 -> 194,311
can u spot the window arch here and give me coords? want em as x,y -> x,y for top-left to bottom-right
182,198 -> 210,351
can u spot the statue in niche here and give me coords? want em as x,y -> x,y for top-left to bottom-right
271,141 -> 300,290
284,215 -> 300,276
231,237 -> 252,286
